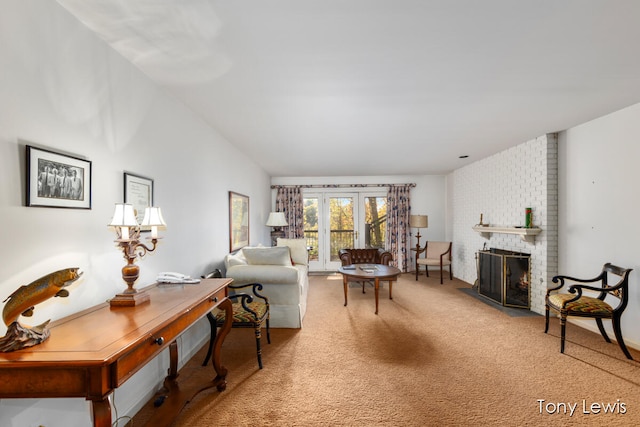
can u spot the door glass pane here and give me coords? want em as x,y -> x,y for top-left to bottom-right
329,197 -> 354,261
364,196 -> 387,249
303,197 -> 319,262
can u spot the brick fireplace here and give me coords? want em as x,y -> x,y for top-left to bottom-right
451,134 -> 559,315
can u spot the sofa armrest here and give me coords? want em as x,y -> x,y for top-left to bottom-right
377,249 -> 392,266
339,249 -> 353,266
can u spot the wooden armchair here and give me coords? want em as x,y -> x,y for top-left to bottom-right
339,248 -> 393,293
545,263 -> 633,359
415,241 -> 452,284
202,270 -> 271,369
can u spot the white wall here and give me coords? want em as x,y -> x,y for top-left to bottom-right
558,102 -> 640,350
0,1 -> 271,425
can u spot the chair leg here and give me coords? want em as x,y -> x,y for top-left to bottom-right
266,318 -> 271,344
449,265 -> 453,281
612,316 -> 633,360
595,318 -> 611,343
202,312 -> 217,366
425,266 -> 429,278
544,305 -> 550,333
440,267 -> 444,284
254,324 -> 263,369
560,314 -> 567,353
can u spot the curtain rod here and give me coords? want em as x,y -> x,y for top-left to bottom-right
271,183 -> 416,189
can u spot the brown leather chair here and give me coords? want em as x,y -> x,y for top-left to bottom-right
545,263 -> 633,359
339,248 -> 393,293
339,248 -> 392,266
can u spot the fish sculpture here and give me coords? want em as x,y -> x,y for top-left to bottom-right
0,267 -> 82,352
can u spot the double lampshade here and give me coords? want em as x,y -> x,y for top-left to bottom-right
109,203 -> 167,239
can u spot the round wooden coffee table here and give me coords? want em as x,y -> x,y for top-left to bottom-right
338,264 -> 402,314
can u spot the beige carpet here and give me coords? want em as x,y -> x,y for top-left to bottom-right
132,273 -> 640,426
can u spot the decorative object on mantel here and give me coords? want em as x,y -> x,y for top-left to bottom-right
0,268 -> 83,352
525,207 -> 533,228
266,212 -> 288,247
409,215 -> 428,249
472,225 -> 542,244
108,203 -> 166,307
476,213 -> 488,227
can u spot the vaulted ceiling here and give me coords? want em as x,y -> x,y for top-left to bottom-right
57,0 -> 640,176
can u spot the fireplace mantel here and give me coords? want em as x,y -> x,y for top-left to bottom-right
472,225 -> 541,243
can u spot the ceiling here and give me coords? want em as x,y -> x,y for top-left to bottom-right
57,0 -> 640,177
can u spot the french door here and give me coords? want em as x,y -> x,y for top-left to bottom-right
303,191 -> 387,272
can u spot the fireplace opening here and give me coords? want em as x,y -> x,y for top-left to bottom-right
478,248 -> 530,308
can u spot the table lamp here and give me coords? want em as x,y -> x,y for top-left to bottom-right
266,212 -> 288,246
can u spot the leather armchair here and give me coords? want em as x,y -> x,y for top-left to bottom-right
339,248 -> 392,266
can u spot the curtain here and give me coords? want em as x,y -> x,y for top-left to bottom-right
275,186 -> 304,238
386,185 -> 412,272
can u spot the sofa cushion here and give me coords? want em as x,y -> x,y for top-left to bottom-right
226,264 -> 301,285
277,238 -> 308,265
243,246 -> 293,266
225,250 -> 247,268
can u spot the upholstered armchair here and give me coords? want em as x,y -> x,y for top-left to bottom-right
339,248 -> 392,266
339,248 -> 393,293
545,263 -> 633,360
202,269 -> 271,369
415,241 -> 452,284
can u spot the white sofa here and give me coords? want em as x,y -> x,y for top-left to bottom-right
224,238 -> 309,328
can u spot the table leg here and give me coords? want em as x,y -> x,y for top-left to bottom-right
91,397 -> 111,427
143,300 -> 233,426
389,280 -> 393,300
210,296 -> 232,391
343,275 -> 348,307
374,277 -> 380,314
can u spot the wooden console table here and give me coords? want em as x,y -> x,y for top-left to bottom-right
0,278 -> 233,427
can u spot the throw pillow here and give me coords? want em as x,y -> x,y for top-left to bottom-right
243,246 -> 293,266
276,238 -> 309,265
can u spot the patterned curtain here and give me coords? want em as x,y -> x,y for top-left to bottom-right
386,185 -> 412,272
275,186 -> 304,238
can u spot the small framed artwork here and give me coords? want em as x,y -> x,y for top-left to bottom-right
229,191 -> 249,252
26,145 -> 92,209
124,172 -> 154,226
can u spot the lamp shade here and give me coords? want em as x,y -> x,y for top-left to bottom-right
266,212 -> 288,227
410,215 -> 428,228
140,207 -> 167,228
108,203 -> 139,227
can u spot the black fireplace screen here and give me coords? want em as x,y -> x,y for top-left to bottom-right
478,248 -> 530,308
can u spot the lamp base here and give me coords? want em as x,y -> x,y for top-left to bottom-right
109,290 -> 150,307
270,230 -> 285,247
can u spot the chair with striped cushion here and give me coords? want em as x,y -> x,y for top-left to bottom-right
545,263 -> 633,359
202,281 -> 271,369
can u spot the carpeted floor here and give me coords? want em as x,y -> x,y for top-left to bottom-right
131,273 -> 640,426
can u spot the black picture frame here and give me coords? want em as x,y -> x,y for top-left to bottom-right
124,172 -> 154,226
26,145 -> 92,209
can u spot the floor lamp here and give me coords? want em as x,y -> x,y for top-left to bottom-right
410,215 -> 428,250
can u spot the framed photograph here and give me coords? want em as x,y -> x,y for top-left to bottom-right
124,172 -> 154,226
26,145 -> 92,209
229,191 -> 249,252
